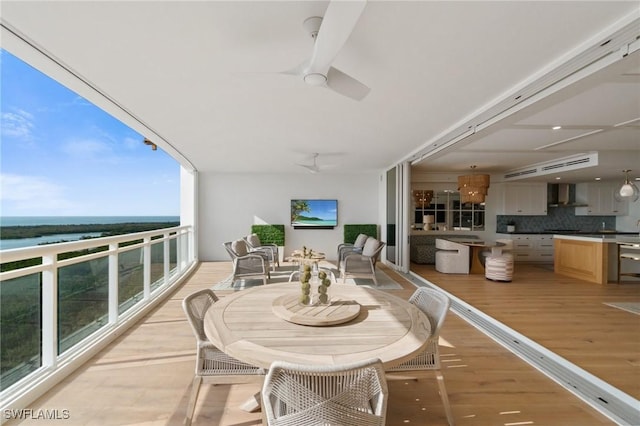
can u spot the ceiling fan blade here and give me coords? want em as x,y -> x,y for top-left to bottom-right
281,60 -> 309,77
296,153 -> 322,173
307,0 -> 367,75
326,67 -> 370,100
296,163 -> 319,173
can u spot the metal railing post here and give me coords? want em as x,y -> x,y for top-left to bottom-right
108,243 -> 119,324
41,254 -> 58,368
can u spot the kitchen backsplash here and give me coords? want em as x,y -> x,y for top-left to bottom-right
497,208 -> 615,233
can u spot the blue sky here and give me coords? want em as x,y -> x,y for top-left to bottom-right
0,49 -> 180,217
305,200 -> 338,220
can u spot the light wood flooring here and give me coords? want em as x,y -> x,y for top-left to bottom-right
12,261 -> 638,425
411,262 -> 640,400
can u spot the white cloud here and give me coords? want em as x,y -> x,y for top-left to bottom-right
61,138 -> 113,158
0,173 -> 77,215
1,108 -> 35,141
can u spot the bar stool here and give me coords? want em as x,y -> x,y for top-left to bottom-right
618,243 -> 640,283
485,240 -> 514,282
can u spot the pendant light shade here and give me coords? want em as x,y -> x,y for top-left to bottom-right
614,170 -> 639,202
458,165 -> 490,203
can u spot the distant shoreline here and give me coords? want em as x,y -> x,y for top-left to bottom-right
0,222 -> 180,240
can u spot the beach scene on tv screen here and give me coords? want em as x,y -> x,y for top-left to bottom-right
291,199 -> 337,227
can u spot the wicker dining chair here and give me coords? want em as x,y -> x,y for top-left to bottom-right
182,289 -> 265,426
387,287 -> 454,426
261,358 -> 388,426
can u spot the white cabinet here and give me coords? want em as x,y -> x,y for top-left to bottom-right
535,235 -> 555,262
575,182 -> 628,216
499,183 -> 547,215
498,234 -> 554,262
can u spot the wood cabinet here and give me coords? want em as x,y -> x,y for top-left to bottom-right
575,182 -> 628,216
499,183 -> 547,215
554,237 -> 608,284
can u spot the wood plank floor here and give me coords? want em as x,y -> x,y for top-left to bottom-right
14,261 -> 632,426
411,262 -> 640,400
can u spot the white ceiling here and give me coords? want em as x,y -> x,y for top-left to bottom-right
1,1 -> 639,183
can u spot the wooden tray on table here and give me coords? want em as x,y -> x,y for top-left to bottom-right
272,294 -> 361,326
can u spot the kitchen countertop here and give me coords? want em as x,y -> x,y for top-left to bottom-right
553,234 -> 640,244
500,231 -> 639,235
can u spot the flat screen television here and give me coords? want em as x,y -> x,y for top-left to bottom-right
291,199 -> 338,229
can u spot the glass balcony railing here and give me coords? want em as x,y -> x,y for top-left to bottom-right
0,226 -> 195,407
0,274 -> 41,390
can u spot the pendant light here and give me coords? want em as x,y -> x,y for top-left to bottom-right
458,165 -> 490,203
614,170 -> 639,202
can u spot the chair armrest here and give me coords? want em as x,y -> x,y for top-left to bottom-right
250,247 -> 275,260
259,243 -> 278,249
343,253 -> 372,265
337,243 -> 354,251
238,253 -> 269,263
338,246 -> 362,260
253,244 -> 278,253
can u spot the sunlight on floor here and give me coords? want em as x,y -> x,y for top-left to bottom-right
501,409 -> 534,426
439,336 -> 455,347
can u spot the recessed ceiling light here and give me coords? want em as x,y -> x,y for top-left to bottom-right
552,125 -> 562,130
555,176 -> 561,180
595,177 -> 601,181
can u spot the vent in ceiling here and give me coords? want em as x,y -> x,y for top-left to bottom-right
503,152 -> 598,181
504,168 -> 538,179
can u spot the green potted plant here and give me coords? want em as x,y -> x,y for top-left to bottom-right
251,224 -> 285,263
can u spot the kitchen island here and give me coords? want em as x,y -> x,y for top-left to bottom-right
554,234 -> 640,284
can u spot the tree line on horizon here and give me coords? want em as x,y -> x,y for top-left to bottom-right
0,222 -> 180,240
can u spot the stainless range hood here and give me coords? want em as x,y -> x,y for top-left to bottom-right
548,183 -> 588,207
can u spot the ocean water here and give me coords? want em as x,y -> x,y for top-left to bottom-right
0,216 -> 180,250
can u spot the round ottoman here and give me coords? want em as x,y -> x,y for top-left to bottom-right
485,253 -> 514,282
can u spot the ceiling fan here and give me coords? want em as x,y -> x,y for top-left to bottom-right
283,0 -> 370,101
296,153 -> 332,173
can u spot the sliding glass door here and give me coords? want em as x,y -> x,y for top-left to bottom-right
385,162 -> 410,273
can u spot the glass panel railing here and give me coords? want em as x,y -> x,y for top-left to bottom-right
1,274 -> 42,390
118,248 -> 144,314
0,225 -> 193,407
58,258 -> 108,354
169,236 -> 177,276
150,241 -> 164,292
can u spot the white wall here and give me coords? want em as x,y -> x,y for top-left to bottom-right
198,172 -> 380,261
180,167 -> 198,259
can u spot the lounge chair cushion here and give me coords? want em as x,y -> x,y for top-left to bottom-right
246,233 -> 260,247
232,239 -> 248,256
362,238 -> 380,257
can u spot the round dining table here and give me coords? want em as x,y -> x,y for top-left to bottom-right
203,282 -> 432,370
